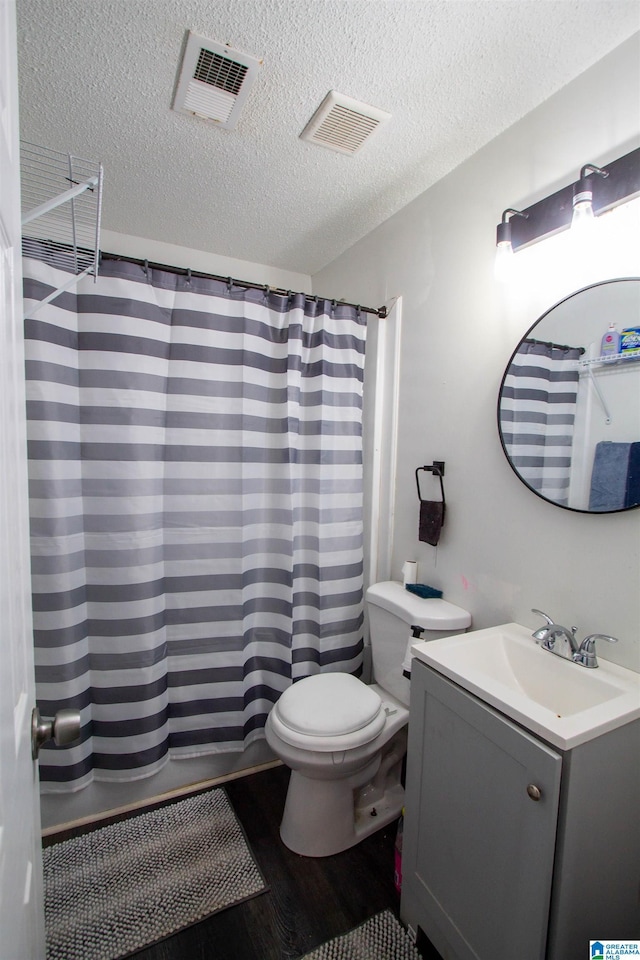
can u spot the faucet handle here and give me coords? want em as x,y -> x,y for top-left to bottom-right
575,633 -> 619,668
531,609 -> 556,643
531,609 -> 554,625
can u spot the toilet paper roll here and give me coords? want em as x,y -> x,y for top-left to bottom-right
402,561 -> 418,586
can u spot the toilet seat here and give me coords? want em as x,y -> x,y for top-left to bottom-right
270,673 -> 386,751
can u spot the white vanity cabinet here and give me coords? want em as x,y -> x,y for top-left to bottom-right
400,658 -> 640,960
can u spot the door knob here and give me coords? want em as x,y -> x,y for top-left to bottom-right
31,707 -> 81,759
526,783 -> 542,801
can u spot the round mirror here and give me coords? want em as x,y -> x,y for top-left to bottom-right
498,278 -> 640,513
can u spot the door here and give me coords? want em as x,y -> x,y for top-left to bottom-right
0,1 -> 47,956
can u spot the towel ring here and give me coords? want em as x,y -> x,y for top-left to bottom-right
415,463 -> 446,505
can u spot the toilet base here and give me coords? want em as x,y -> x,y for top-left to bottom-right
353,781 -> 405,838
279,737 -> 406,857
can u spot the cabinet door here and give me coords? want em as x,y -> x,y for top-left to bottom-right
401,661 -> 562,960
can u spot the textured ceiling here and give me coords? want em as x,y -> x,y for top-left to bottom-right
16,0 -> 640,275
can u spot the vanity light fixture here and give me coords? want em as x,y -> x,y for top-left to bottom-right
494,146 -> 640,271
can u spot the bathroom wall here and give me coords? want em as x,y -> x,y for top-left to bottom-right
100,229 -> 310,291
312,33 -> 640,673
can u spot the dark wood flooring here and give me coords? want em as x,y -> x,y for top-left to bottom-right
45,764 -> 442,959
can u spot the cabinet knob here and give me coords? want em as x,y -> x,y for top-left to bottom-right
526,783 -> 542,801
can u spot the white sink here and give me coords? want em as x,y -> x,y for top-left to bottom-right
411,622 -> 640,750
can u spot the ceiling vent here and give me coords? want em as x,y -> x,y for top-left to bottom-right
300,91 -> 391,156
173,32 -> 262,129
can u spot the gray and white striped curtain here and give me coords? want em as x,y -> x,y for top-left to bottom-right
499,339 -> 582,505
23,247 -> 366,792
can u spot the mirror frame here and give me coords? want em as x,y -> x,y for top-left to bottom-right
497,277 -> 640,514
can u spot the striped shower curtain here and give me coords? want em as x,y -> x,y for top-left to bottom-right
499,339 -> 583,505
23,248 -> 367,792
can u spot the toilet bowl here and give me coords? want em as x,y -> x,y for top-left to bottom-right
265,581 -> 471,857
265,674 -> 409,856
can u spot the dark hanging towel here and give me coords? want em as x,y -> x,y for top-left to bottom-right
416,465 -> 446,546
419,500 -> 446,546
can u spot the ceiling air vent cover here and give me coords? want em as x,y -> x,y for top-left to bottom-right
300,91 -> 391,156
173,32 -> 261,130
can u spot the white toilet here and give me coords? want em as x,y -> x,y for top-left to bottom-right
265,580 -> 471,857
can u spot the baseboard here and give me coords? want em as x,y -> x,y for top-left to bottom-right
41,759 -> 283,838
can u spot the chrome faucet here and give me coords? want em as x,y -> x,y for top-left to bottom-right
531,610 -> 618,668
531,609 -> 579,659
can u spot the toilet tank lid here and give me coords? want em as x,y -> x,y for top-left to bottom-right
366,581 -> 471,630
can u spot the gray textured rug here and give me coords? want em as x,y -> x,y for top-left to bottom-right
300,910 -> 422,960
43,788 -> 267,960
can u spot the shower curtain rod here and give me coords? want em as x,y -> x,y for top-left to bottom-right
99,251 -> 388,318
524,336 -> 585,354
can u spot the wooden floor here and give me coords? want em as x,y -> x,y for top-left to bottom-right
45,763 -> 441,959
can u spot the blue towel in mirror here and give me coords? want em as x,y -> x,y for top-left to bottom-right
625,442 -> 640,508
589,441 -> 632,511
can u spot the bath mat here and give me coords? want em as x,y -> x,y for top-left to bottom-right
300,909 -> 422,960
43,788 -> 267,960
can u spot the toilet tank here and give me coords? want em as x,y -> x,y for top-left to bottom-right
366,581 -> 471,705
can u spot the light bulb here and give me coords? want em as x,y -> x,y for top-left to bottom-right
572,165 -> 608,236
495,213 -> 522,284
494,239 -> 514,283
572,190 -> 595,233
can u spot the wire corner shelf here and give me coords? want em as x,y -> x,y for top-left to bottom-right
20,140 -> 103,317
577,351 -> 640,370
